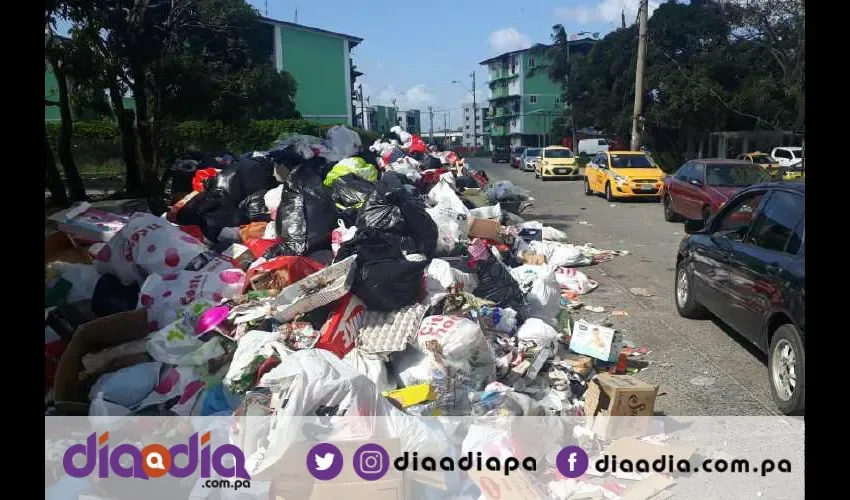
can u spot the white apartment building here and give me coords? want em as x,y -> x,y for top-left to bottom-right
461,103 -> 489,148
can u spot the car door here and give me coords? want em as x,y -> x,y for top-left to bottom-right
681,163 -> 708,220
586,154 -> 601,190
773,149 -> 792,168
595,154 -> 610,190
668,162 -> 693,214
724,190 -> 805,343
690,190 -> 768,315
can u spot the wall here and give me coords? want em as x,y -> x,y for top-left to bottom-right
279,26 -> 348,124
46,66 -> 61,122
521,55 -> 561,136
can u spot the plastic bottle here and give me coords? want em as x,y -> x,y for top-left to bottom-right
479,306 -> 518,334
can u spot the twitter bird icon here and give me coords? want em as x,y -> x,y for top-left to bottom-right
307,443 -> 343,480
315,452 -> 335,471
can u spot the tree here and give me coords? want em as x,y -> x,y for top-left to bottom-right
45,125 -> 70,207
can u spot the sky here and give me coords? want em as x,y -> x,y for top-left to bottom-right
251,0 -> 660,131
56,0 -> 661,131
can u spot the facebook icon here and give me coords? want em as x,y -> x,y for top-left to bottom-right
556,446 -> 590,478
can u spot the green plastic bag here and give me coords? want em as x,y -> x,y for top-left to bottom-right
323,157 -> 379,187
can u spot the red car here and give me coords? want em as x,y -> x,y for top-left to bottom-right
662,159 -> 772,223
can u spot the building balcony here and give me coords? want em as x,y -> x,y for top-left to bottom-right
489,125 -> 510,137
488,71 -> 519,85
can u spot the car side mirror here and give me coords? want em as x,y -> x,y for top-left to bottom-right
684,219 -> 705,234
689,179 -> 703,187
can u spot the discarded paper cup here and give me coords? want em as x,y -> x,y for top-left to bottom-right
195,305 -> 232,341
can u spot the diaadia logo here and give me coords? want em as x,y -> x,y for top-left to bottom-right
62,432 -> 250,480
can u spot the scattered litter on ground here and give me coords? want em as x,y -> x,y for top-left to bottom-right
689,376 -> 716,386
628,287 -> 655,297
584,305 -> 605,313
612,310 -> 629,317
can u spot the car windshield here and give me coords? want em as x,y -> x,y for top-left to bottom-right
513,147 -> 526,155
610,154 -> 655,168
495,146 -> 510,152
751,155 -> 774,165
791,149 -> 803,159
526,149 -> 541,157
545,149 -> 573,158
706,164 -> 772,187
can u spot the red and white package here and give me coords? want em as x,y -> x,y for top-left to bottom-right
95,213 -> 208,284
138,269 -> 247,331
316,293 -> 366,358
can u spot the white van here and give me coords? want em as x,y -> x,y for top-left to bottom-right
578,138 -> 609,156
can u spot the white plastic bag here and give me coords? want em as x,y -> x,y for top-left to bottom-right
390,125 -> 413,145
416,316 -> 496,386
264,185 -> 284,219
543,225 -> 569,242
224,330 -> 290,393
555,267 -> 598,294
95,212 -> 208,284
324,126 -> 362,163
518,241 -> 584,269
426,205 -> 469,254
146,320 -> 227,366
423,259 -> 479,305
49,262 -> 101,303
138,269 -> 246,330
469,204 -> 502,220
343,349 -> 395,392
331,219 -> 358,256
517,318 -> 560,349
136,365 -> 207,416
510,265 -> 561,326
388,157 -> 422,183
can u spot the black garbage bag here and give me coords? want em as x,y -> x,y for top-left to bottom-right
91,274 -> 141,317
331,174 -> 375,209
272,164 -> 337,255
355,179 -> 438,257
354,150 -> 379,168
201,205 -> 249,242
455,176 -> 480,190
425,156 -> 443,170
338,229 -> 429,311
239,189 -> 271,222
173,189 -> 247,242
472,253 -> 526,311
210,157 -> 277,205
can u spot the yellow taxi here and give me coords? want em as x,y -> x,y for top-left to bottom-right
584,150 -> 665,201
737,151 -> 782,177
535,146 -> 581,180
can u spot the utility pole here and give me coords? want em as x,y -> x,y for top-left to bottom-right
444,112 -> 448,145
630,0 -> 648,151
428,106 -> 434,143
566,33 -> 576,153
471,72 -> 477,150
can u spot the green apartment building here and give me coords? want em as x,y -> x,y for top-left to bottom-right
263,17 -> 362,125
480,39 -> 595,147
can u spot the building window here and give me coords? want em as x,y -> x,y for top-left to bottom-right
529,95 -> 538,104
528,58 -> 536,68
465,125 -> 470,130
555,96 -> 561,104
465,116 -> 469,121
466,134 -> 471,139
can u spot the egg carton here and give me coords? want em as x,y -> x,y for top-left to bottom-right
357,303 -> 427,354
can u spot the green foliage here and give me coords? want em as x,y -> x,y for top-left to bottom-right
48,120 -> 379,166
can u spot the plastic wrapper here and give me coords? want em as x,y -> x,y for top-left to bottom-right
392,347 -> 474,416
511,265 -> 561,326
224,330 -> 291,395
264,185 -> 284,219
239,189 -> 271,222
245,256 -> 324,293
95,213 -> 208,284
472,253 -> 526,311
138,269 -> 247,331
555,267 -> 599,294
324,157 -> 378,187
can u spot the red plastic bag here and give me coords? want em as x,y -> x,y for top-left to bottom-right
243,238 -> 278,259
192,168 -> 219,192
245,256 -> 325,292
179,225 -> 205,242
316,293 -> 366,358
409,135 -> 427,154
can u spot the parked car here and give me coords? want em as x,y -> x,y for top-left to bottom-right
770,147 -> 804,168
492,145 -> 511,163
674,182 -> 805,415
578,138 -> 610,157
521,148 -> 542,172
662,159 -> 772,223
584,150 -> 665,201
535,146 -> 580,180
510,146 -> 527,169
737,152 -> 779,171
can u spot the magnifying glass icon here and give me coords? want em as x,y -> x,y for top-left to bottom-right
146,453 -> 166,470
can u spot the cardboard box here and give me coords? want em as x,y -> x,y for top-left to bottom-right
520,252 -> 546,265
269,439 -> 403,500
53,309 -> 150,404
569,320 -> 624,362
605,438 -> 696,462
45,231 -> 92,265
584,373 -> 659,440
467,217 -> 502,241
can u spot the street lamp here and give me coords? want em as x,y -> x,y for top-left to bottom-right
452,75 -> 477,150
566,31 -> 591,152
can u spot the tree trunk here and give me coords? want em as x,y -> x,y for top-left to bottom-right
130,62 -> 166,215
45,127 -> 69,207
106,73 -> 142,194
51,58 -> 87,202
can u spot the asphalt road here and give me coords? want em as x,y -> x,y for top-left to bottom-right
469,158 -> 779,416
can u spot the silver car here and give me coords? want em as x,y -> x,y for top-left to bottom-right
521,148 -> 542,172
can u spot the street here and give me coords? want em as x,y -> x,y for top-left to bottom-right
470,158 -> 779,416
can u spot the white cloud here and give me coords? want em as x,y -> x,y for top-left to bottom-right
487,28 -> 533,54
554,0 -> 660,27
376,84 -> 437,111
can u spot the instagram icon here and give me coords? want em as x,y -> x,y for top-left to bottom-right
353,444 -> 390,481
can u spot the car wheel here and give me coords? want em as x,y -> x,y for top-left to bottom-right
663,195 -> 681,222
769,324 -> 805,415
674,261 -> 707,319
605,183 -> 615,202
584,177 -> 593,195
